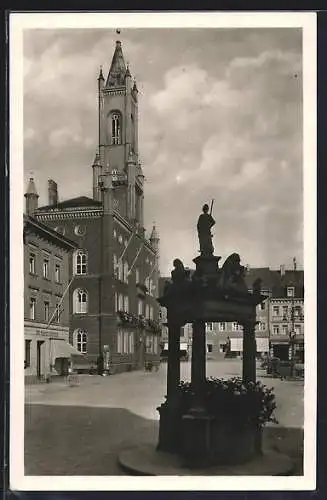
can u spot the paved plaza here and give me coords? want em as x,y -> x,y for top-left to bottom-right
24,360 -> 304,476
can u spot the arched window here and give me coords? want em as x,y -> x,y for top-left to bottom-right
124,295 -> 129,312
111,113 -> 121,145
76,329 -> 88,353
73,289 -> 88,314
113,254 -> 118,278
118,293 -> 124,311
74,249 -> 87,275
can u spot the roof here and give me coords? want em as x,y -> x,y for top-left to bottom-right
105,40 -> 127,88
23,215 -> 78,251
37,196 -> 102,211
159,266 -> 304,299
24,177 -> 39,197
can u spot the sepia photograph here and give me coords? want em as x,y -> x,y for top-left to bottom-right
10,12 -> 316,491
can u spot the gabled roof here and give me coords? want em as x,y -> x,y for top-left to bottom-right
37,196 -> 102,211
23,215 -> 78,251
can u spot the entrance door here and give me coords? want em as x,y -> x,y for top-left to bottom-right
36,340 -> 44,378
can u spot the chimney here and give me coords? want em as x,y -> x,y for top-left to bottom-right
280,264 -> 285,277
48,179 -> 58,206
293,257 -> 297,271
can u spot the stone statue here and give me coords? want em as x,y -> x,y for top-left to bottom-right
171,259 -> 187,284
218,253 -> 248,295
197,204 -> 215,256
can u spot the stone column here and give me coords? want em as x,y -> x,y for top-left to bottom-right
242,321 -> 257,384
157,319 -> 181,453
191,320 -> 206,398
167,321 -> 181,401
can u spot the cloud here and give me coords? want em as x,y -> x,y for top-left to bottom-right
23,28 -> 303,275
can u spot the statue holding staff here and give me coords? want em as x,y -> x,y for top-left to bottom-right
197,200 -> 215,256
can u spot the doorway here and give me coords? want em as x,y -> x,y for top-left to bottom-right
36,340 -> 44,379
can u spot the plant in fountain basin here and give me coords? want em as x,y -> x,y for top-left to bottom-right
168,377 -> 278,429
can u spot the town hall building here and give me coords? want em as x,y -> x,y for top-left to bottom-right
25,39 -> 161,374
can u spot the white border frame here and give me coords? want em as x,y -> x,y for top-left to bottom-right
10,11 -> 317,491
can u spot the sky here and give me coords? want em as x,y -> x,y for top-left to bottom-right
23,27 -> 303,276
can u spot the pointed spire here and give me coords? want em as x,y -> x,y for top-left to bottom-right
150,223 -> 159,242
132,79 -> 138,93
93,152 -> 101,166
25,176 -> 38,197
125,63 -> 131,78
98,65 -> 104,81
106,40 -> 127,88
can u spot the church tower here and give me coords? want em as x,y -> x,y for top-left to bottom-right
95,39 -> 144,225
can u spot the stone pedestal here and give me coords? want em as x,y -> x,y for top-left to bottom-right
193,255 -> 221,275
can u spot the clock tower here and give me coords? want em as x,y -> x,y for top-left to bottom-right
94,40 -> 144,226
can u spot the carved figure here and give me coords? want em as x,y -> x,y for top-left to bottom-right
171,258 -> 187,284
197,204 -> 215,256
219,253 -> 248,295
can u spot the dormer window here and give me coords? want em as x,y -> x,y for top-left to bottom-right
287,287 -> 295,298
111,113 -> 121,145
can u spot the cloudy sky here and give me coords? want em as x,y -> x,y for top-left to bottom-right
23,27 -> 303,275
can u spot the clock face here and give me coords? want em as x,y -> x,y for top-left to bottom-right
74,225 -> 86,236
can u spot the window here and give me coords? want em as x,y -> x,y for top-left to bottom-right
123,331 -> 129,353
138,299 -> 143,316
232,322 -> 239,331
136,268 -> 140,284
287,287 -> 295,298
29,298 -> 36,320
44,301 -> 50,322
43,259 -> 49,279
129,332 -> 135,354
76,330 -> 87,353
124,261 -> 129,283
124,295 -> 129,312
114,292 -> 118,311
74,289 -> 88,314
149,306 -> 153,320
111,113 -> 121,145
207,344 -> 213,353
146,304 -> 150,318
118,293 -> 124,311
118,260 -> 123,281
75,250 -> 87,275
29,253 -> 36,274
113,229 -> 117,239
272,306 -> 280,316
153,336 -> 158,354
117,329 -> 123,353
146,335 -> 153,353
218,322 -> 226,331
25,340 -> 31,368
206,322 -> 213,331
282,324 -> 288,335
260,301 -> 266,311
273,324 -> 280,335
55,264 -> 60,283
260,322 -> 266,331
295,324 -> 301,335
282,306 -> 288,319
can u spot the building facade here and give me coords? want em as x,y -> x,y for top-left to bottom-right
23,213 -> 79,381
26,40 -> 161,374
159,263 -> 304,363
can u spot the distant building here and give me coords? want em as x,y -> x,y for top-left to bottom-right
158,262 -> 304,363
24,40 -> 161,374
23,212 -> 78,382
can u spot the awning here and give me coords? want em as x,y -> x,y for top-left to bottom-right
163,342 -> 188,351
50,339 -> 84,361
